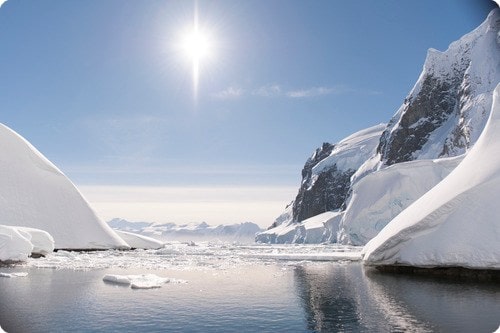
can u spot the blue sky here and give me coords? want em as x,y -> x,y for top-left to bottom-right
0,0 -> 497,226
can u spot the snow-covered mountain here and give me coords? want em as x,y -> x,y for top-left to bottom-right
257,9 -> 500,246
0,123 -> 129,250
108,218 -> 263,243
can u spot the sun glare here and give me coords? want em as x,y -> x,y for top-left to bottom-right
179,7 -> 214,99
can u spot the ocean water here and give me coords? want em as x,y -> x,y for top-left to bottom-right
0,244 -> 499,333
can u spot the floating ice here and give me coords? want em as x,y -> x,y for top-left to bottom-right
103,274 -> 185,289
0,272 -> 28,278
26,243 -> 363,271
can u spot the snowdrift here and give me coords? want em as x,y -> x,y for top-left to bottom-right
363,84 -> 500,269
0,124 -> 129,250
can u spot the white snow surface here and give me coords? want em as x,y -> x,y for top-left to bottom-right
363,84 -> 500,269
115,230 -> 164,250
339,156 -> 463,245
0,123 -> 129,250
313,124 -> 385,175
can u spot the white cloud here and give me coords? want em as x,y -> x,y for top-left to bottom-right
211,83 -> 359,100
79,185 -> 297,228
286,86 -> 350,98
211,86 -> 244,100
252,84 -> 282,97
0,0 -> 7,9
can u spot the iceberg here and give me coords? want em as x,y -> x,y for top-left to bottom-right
363,84 -> 500,269
0,123 -> 129,250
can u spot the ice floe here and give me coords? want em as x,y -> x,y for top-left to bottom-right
103,274 -> 186,289
0,272 -> 28,278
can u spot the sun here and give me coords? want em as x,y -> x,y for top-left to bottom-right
179,10 -> 214,99
182,29 -> 210,61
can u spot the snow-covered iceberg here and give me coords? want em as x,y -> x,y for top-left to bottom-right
363,84 -> 500,269
0,123 -> 129,250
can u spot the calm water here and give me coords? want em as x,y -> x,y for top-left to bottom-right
0,246 -> 499,332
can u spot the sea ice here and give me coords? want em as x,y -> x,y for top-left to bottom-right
103,274 -> 185,289
0,272 -> 28,278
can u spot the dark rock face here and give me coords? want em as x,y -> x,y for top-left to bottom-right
378,74 -> 463,165
292,143 -> 353,222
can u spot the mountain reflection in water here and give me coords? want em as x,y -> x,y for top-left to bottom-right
293,263 -> 500,333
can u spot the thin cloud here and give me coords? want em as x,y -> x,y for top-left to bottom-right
286,86 -> 351,98
213,83 -> 359,100
252,84 -> 282,97
211,86 -> 244,100
0,0 -> 6,8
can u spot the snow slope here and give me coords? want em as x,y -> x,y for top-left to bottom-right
338,156 -> 463,245
0,124 -> 129,250
363,84 -> 500,269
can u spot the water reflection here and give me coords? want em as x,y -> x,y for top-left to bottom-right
293,263 -> 500,332
364,268 -> 500,333
294,264 -> 362,332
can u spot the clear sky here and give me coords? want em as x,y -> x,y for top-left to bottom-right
0,0 -> 497,227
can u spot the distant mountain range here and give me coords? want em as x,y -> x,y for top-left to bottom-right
108,218 -> 262,244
